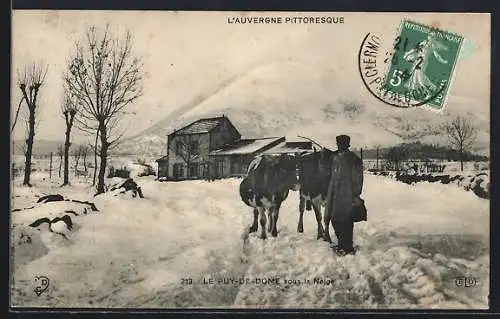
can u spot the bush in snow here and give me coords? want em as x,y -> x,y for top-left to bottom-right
107,166 -> 131,179
135,156 -> 147,165
29,214 -> 75,239
12,195 -> 100,245
105,178 -> 144,198
129,163 -> 155,177
466,173 -> 490,199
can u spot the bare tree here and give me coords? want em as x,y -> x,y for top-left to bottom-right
61,90 -> 78,186
386,145 -> 409,171
57,144 -> 64,178
79,144 -> 91,172
91,131 -> 100,185
375,144 -> 381,171
11,96 -> 26,133
73,145 -> 83,173
445,116 -> 477,171
15,140 -> 27,157
173,135 -> 200,179
16,63 -> 48,186
64,25 -> 143,194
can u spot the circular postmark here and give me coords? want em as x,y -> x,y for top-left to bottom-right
358,27 -> 455,109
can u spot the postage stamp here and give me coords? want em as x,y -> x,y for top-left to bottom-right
383,20 -> 464,110
358,19 -> 464,111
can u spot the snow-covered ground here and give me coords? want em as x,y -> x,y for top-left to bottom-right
10,172 -> 489,309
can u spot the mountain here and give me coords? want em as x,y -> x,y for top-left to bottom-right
11,139 -> 64,156
358,141 -> 489,161
114,61 -> 490,158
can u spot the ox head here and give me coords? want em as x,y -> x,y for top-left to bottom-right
318,147 -> 335,173
297,147 -> 335,184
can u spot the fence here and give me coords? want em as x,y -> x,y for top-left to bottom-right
363,158 -> 489,174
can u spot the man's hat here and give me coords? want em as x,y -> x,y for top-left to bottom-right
336,134 -> 351,146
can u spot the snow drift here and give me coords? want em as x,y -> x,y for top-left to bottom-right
371,171 -> 490,200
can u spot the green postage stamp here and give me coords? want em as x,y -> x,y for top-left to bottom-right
382,20 -> 464,110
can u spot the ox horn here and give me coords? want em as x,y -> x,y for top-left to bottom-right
297,135 -> 325,149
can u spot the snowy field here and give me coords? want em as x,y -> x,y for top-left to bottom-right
10,171 -> 489,309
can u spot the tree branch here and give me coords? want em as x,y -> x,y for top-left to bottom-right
11,95 -> 25,133
64,25 -> 143,149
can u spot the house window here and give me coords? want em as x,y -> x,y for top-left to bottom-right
188,163 -> 198,178
190,140 -> 199,155
175,141 -> 183,156
173,163 -> 184,178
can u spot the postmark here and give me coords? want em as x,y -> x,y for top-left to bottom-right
358,19 -> 464,110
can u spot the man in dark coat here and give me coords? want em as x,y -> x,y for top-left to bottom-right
325,135 -> 364,256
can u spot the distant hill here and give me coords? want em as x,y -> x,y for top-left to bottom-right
356,141 -> 489,162
11,139 -> 61,156
108,61 -> 489,158
11,139 -> 88,157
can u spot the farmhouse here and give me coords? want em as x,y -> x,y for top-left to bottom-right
208,136 -> 285,177
156,115 -> 288,180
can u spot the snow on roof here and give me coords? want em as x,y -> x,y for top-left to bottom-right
209,137 -> 284,156
171,117 -> 225,135
155,155 -> 168,162
262,141 -> 314,155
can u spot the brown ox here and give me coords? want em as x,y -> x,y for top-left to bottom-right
239,154 -> 299,239
296,148 -> 336,240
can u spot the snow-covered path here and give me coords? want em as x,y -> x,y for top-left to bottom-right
10,174 -> 489,309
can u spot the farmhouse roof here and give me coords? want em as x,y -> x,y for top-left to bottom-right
262,141 -> 314,155
170,116 -> 231,136
209,137 -> 285,156
155,155 -> 168,162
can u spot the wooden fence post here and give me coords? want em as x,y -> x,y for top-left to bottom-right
49,152 -> 53,179
376,147 -> 379,171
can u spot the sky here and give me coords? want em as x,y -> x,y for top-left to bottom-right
11,11 -> 490,143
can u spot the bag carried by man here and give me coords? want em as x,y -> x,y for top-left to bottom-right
351,196 -> 367,223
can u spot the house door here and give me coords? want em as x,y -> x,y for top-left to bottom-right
173,163 -> 183,179
201,163 -> 209,179
214,159 -> 224,179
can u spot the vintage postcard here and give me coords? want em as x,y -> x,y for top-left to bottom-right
10,11 -> 490,309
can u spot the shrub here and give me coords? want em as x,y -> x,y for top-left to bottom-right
135,157 -> 146,165
107,165 -> 131,178
137,164 -> 155,177
107,166 -> 115,178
